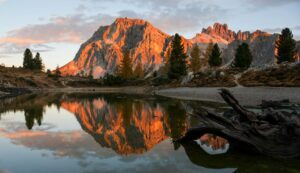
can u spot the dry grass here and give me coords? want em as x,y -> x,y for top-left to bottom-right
0,66 -> 62,88
187,70 -> 237,87
239,64 -> 300,87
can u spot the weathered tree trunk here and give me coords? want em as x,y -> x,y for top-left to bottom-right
176,89 -> 300,158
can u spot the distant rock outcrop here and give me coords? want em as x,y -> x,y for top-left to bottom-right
222,34 -> 278,67
191,23 -> 270,45
192,23 -> 237,44
191,24 -> 276,68
223,34 -> 300,67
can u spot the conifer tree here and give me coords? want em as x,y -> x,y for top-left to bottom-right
46,69 -> 52,77
162,48 -> 171,75
79,70 -> 84,77
23,48 -> 33,69
209,44 -> 222,67
276,28 -> 296,64
168,33 -> 187,79
115,64 -> 121,76
203,41 -> 214,67
88,67 -> 94,80
233,43 -> 253,69
189,45 -> 201,73
134,60 -> 144,78
33,52 -> 43,71
120,49 -> 133,79
55,66 -> 61,77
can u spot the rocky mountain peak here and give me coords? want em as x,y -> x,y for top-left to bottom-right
59,19 -> 280,78
212,23 -> 230,35
200,23 -> 236,43
250,30 -> 271,39
114,17 -> 149,26
90,17 -> 163,46
59,18 -> 175,78
194,23 -> 271,44
214,23 -> 228,31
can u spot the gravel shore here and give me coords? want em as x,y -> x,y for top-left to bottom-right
157,87 -> 300,106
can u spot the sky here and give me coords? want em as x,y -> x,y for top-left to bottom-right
0,0 -> 300,70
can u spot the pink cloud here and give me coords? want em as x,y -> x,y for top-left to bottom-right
0,13 -> 114,54
0,37 -> 45,45
4,15 -> 102,44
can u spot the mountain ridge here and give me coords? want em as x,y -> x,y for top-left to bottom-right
59,17 -> 282,78
191,23 -> 271,44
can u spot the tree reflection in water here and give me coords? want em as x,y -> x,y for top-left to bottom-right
165,102 -> 187,140
0,93 -> 63,130
24,106 -> 44,130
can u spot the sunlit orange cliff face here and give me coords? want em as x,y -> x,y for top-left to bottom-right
59,18 -> 190,78
61,98 -> 188,155
60,17 -> 283,77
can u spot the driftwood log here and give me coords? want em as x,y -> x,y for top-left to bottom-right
176,89 -> 300,158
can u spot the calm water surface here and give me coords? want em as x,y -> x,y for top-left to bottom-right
0,93 -> 299,173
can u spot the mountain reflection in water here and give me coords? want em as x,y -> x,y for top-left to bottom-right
0,93 -> 300,173
61,95 -> 187,155
0,93 -> 189,155
198,134 -> 229,155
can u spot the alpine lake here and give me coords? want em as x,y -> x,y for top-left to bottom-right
0,92 -> 299,173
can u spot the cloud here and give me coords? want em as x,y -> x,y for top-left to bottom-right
1,128 -> 112,159
0,129 -> 178,173
263,27 -> 282,33
244,0 -> 299,6
120,0 -> 190,9
2,0 -> 297,55
242,0 -> 300,11
263,26 -> 300,33
4,14 -> 114,44
118,10 -> 139,18
294,26 -> 300,30
84,0 -> 227,35
150,3 -> 226,34
0,42 -> 54,54
262,26 -> 300,41
0,171 -> 10,173
0,38 -> 44,45
75,4 -> 89,12
0,13 -> 114,54
116,1 -> 227,35
0,0 -> 227,55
